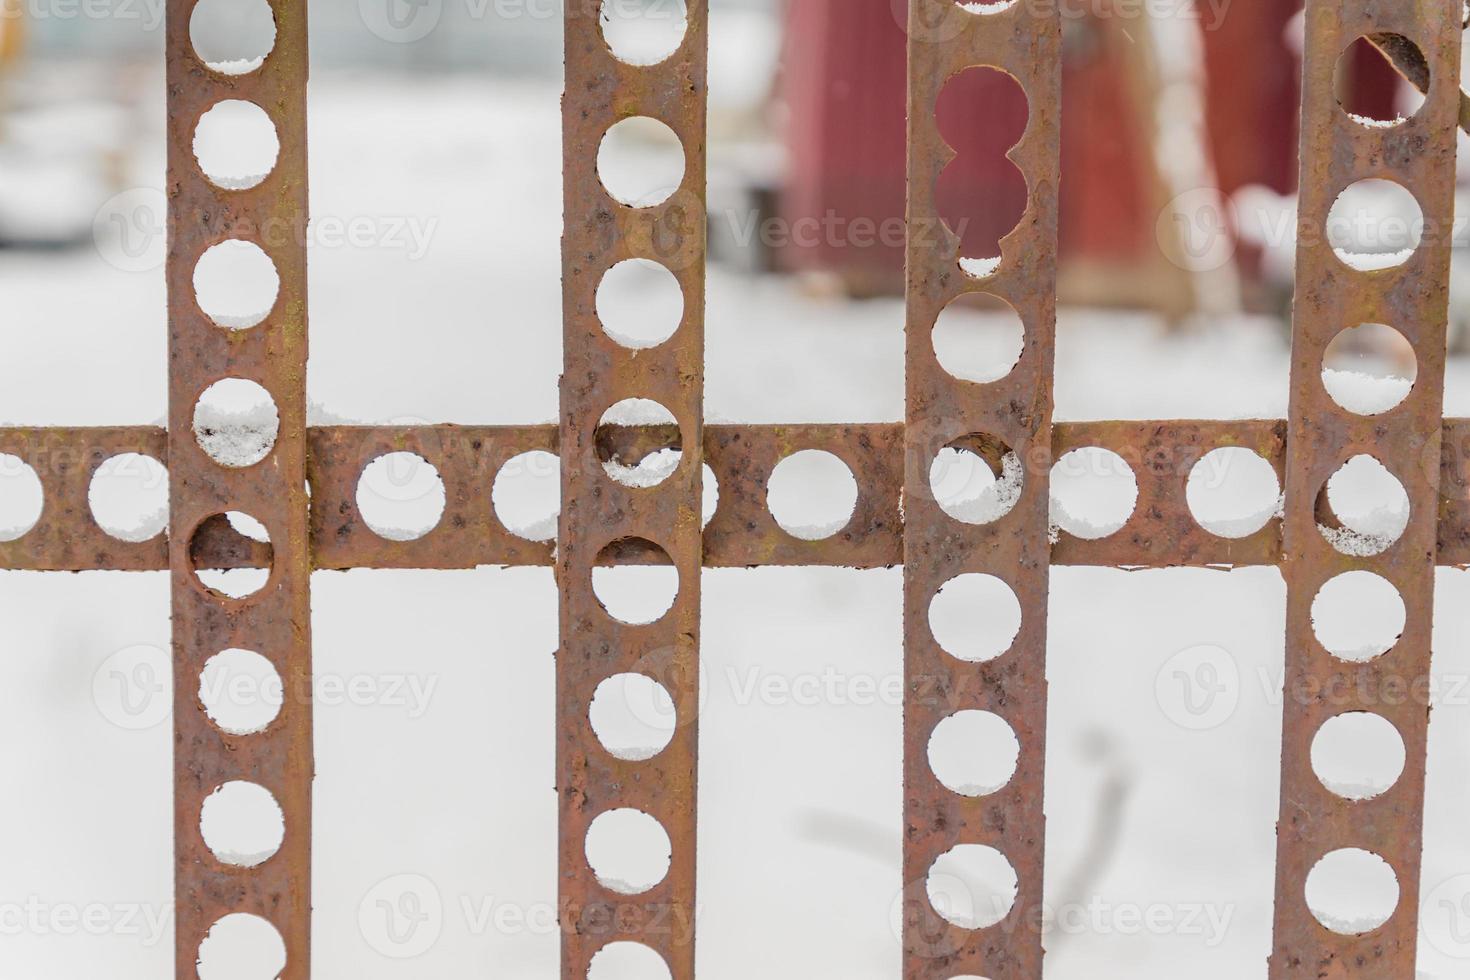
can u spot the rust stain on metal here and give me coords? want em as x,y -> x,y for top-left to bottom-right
902,1 -> 1060,976
557,2 -> 707,977
1270,1 -> 1460,977
165,0 -> 313,975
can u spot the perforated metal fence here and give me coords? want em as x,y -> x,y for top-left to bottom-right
3,0 -> 1466,977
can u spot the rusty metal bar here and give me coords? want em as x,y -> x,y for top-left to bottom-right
901,2 -> 1060,977
1269,0 -> 1461,976
165,0 -> 312,975
15,419 -> 1470,572
558,3 -> 707,978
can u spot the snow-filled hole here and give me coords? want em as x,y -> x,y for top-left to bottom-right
1322,322 -> 1417,415
928,710 -> 1019,797
197,913 -> 285,980
592,537 -> 679,625
190,510 -> 272,600
929,435 -> 1023,525
1305,848 -> 1400,935
193,377 -> 279,467
1311,712 -> 1405,801
599,0 -> 688,66
596,398 -> 682,488
589,672 -> 677,761
193,101 -> 279,191
597,258 -> 684,349
190,0 -> 276,75
931,291 -> 1024,383
200,648 -> 282,736
193,240 -> 279,330
588,942 -> 672,980
1333,34 -> 1426,128
1316,454 -> 1410,556
492,449 -> 561,543
1049,446 -> 1137,540
926,843 -> 1018,929
766,449 -> 857,541
88,452 -> 168,543
1311,570 -> 1406,662
585,807 -> 672,896
928,572 -> 1021,663
1186,447 -> 1281,539
1326,179 -> 1423,271
597,116 -> 685,208
200,780 -> 285,868
356,452 -> 446,542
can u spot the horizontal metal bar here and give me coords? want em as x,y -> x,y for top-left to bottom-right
4,419 -> 1469,571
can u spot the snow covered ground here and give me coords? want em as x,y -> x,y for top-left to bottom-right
5,72 -> 1470,979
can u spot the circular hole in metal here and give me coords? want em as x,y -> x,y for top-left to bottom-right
193,378 -> 279,467
589,672 -> 676,761
492,449 -> 561,542
1315,454 -> 1409,556
926,844 -> 1018,930
592,538 -> 679,625
193,240 -> 279,329
193,101 -> 279,191
356,452 -> 446,542
596,258 -> 684,349
585,808 -> 672,896
197,913 -> 286,980
88,453 -> 168,543
0,453 -> 44,542
1322,322 -> 1417,416
1185,447 -> 1281,539
1326,178 -> 1423,271
1049,447 -> 1137,540
701,462 -> 719,530
200,780 -> 285,868
1311,712 -> 1406,801
1306,848 -> 1400,935
928,710 -> 1020,797
595,398 -> 682,489
928,573 -> 1022,663
929,434 -> 1023,525
190,511 -> 273,600
932,292 -> 1025,383
597,117 -> 685,208
190,0 -> 277,75
599,0 -> 688,66
587,941 -> 673,980
766,449 -> 858,541
1333,34 -> 1427,128
200,648 -> 282,736
1311,571 -> 1406,662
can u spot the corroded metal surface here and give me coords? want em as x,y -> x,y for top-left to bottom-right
558,3 -> 707,978
1270,1 -> 1461,976
16,419 -> 1470,572
165,0 -> 313,975
902,1 -> 1060,976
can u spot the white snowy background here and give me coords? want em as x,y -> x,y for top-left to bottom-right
6,1 -> 1470,978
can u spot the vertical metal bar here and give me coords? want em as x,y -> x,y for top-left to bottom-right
166,0 -> 312,975
1270,1 -> 1460,975
558,3 -> 707,978
902,2 -> 1060,977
